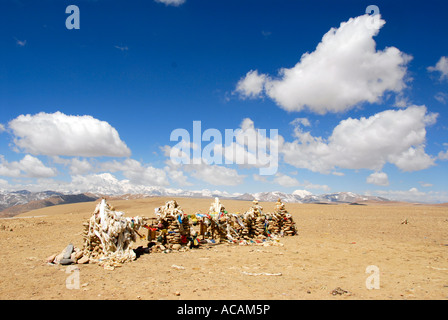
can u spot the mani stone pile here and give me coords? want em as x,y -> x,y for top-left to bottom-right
238,200 -> 266,240
47,197 -> 298,269
191,198 -> 298,243
80,199 -> 144,269
267,198 -> 298,237
151,200 -> 192,252
47,198 -> 144,270
149,197 -> 299,249
197,197 -> 231,241
237,199 -> 297,240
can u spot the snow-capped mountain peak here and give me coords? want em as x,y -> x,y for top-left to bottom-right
0,187 -> 390,217
292,189 -> 313,198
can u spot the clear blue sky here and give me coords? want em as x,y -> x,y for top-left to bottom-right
1,0 -> 448,202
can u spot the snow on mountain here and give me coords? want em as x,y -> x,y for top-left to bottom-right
1,173 -> 386,206
0,190 -> 63,211
252,191 -> 304,203
0,186 -> 390,216
292,190 -> 313,198
319,192 -> 387,203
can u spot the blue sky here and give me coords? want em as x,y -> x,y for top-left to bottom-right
1,0 -> 448,202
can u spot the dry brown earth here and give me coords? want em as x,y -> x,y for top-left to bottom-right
0,197 -> 447,300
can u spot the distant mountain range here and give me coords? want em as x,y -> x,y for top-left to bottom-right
0,190 -> 97,218
0,187 -> 389,218
235,190 -> 388,204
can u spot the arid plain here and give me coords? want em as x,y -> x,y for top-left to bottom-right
0,197 -> 447,300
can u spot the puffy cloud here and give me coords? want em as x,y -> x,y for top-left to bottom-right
154,0 -> 186,6
290,118 -> 311,127
161,143 -> 190,166
273,173 -> 300,187
236,14 -> 411,114
69,158 -> 94,175
394,93 -> 411,108
366,171 -> 389,186
0,155 -> 57,178
70,173 -> 125,194
215,118 -> 280,175
2,172 -> 175,195
428,56 -> 448,80
8,112 -> 131,157
281,105 -> 437,173
438,148 -> 448,161
165,167 -> 192,186
388,146 -> 435,172
51,156 -> 95,175
63,173 -> 181,194
368,188 -> 448,203
0,178 -> 8,189
164,161 -> 192,186
186,162 -> 245,186
253,174 -> 267,183
18,155 -> 58,178
235,70 -> 267,99
300,181 -> 330,192
100,159 -> 169,186
164,118 -> 280,175
60,173 -> 159,195
262,172 -> 330,191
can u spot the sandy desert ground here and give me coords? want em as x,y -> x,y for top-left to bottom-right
0,197 -> 447,300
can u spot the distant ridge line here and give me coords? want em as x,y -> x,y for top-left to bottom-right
0,189 -> 391,217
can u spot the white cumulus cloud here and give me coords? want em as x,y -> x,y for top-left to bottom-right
52,156 -> 95,175
0,155 -> 57,178
235,70 -> 267,99
100,158 -> 169,186
69,158 -> 95,175
366,171 -> 389,186
273,173 -> 300,187
186,162 -> 245,186
428,56 -> 448,80
368,188 -> 448,203
281,105 -> 437,173
236,14 -> 411,114
165,166 -> 192,187
8,112 -> 131,158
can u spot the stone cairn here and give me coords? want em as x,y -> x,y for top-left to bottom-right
48,199 -> 144,270
270,198 -> 298,236
47,197 -> 298,269
82,219 -> 101,260
190,198 -> 298,243
152,200 -> 191,251
192,197 -> 230,243
209,197 -> 229,241
239,200 -> 266,240
235,198 -> 298,240
81,199 -> 144,269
